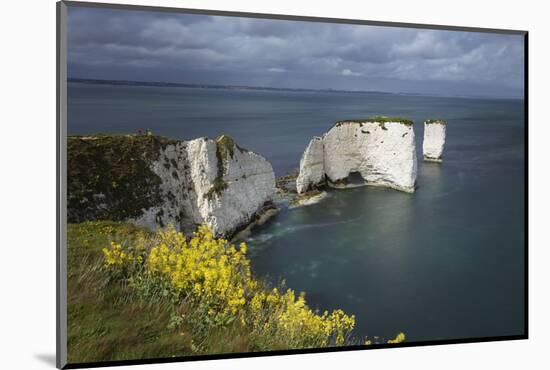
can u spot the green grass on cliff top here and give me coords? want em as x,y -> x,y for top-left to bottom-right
68,133 -> 179,146
335,116 -> 414,126
425,119 -> 448,125
67,134 -> 181,224
66,221 -> 253,363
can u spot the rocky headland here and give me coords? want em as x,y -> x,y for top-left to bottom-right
67,134 -> 276,238
68,116 -> 444,230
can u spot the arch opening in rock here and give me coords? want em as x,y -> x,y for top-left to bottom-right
347,171 -> 366,186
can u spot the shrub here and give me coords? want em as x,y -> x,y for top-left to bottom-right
387,332 -> 406,344
334,116 -> 414,127
203,178 -> 228,200
101,225 -> 357,349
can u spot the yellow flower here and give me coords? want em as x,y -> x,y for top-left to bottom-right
388,332 -> 406,344
102,224 -> 357,347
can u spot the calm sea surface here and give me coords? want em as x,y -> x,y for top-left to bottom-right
68,82 -> 525,343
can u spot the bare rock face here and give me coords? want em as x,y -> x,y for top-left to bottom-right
296,117 -> 418,194
296,137 -> 325,193
137,135 -> 276,237
423,120 -> 447,162
67,134 -> 276,238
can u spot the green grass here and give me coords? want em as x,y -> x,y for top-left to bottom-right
215,135 -> 237,162
67,135 -> 177,223
425,119 -> 447,125
66,221 -> 260,364
335,116 -> 414,127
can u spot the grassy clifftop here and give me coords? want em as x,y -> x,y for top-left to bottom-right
334,116 -> 414,127
425,119 -> 447,125
67,134 -> 177,223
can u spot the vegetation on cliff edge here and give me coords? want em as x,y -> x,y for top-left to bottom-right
204,135 -> 245,200
425,119 -> 447,125
335,116 -> 414,127
67,221 -> 404,363
67,134 -> 177,223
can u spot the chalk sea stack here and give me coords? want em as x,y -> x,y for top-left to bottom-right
423,119 -> 447,162
67,134 -> 276,238
296,116 -> 418,194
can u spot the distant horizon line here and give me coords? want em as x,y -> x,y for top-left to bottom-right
67,77 -> 524,101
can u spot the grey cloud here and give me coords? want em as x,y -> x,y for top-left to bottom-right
67,6 -> 524,98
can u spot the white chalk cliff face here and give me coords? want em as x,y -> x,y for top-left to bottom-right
136,135 -> 276,238
297,119 -> 418,194
296,137 -> 325,193
423,120 -> 447,162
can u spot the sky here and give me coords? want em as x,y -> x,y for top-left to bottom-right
67,6 -> 525,98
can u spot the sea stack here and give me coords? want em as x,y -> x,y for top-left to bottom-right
296,116 -> 418,194
67,134 -> 276,238
423,119 -> 447,162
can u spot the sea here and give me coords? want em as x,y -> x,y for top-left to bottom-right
68,81 -> 525,343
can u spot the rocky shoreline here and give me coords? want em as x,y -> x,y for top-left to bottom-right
68,116 -> 446,239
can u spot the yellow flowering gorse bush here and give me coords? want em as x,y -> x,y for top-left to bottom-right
147,225 -> 250,316
387,332 -> 406,344
248,288 -> 355,347
102,225 -> 357,348
102,242 -> 127,266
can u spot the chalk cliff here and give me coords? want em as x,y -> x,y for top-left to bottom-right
296,117 -> 418,194
423,119 -> 447,162
67,134 -> 276,238
296,137 -> 325,194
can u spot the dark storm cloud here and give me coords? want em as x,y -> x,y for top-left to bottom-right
67,6 -> 524,97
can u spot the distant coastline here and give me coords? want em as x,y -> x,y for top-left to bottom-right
68,78 -> 523,101
68,77 -> 391,95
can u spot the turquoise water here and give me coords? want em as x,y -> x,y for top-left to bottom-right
68,82 -> 525,343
